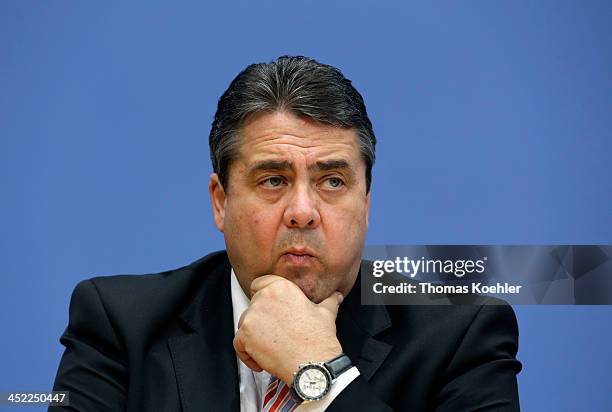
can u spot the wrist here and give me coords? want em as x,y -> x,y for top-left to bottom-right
290,353 -> 353,402
280,344 -> 342,385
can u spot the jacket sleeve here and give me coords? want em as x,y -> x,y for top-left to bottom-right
327,303 -> 521,411
325,374 -> 394,411
49,280 -> 128,411
433,303 -> 522,411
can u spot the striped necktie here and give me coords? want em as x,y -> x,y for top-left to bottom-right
262,375 -> 299,412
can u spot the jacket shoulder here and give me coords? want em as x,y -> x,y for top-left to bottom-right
70,250 -> 229,340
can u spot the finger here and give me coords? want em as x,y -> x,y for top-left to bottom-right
237,350 -> 263,372
318,292 -> 343,317
237,308 -> 248,329
250,275 -> 286,296
237,351 -> 263,372
233,335 -> 263,372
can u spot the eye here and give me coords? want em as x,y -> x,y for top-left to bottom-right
261,176 -> 284,188
324,177 -> 345,189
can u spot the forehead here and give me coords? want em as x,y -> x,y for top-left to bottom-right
236,111 -> 361,164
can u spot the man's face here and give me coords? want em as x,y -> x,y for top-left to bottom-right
209,111 -> 370,303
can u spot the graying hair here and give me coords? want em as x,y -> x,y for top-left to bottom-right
209,55 -> 376,193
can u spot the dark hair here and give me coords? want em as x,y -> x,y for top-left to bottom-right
208,55 -> 376,193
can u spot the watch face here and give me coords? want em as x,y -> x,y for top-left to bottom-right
295,364 -> 331,400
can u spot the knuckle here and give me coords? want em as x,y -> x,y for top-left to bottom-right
261,286 -> 274,297
276,279 -> 296,295
241,317 -> 252,332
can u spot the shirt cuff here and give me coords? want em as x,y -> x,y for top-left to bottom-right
294,366 -> 360,411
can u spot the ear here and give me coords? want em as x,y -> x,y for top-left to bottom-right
365,190 -> 371,228
209,173 -> 227,232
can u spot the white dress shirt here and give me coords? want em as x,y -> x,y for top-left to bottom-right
230,269 -> 360,412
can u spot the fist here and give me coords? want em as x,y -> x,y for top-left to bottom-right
233,275 -> 344,385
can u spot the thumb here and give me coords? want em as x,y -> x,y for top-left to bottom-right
318,291 -> 343,317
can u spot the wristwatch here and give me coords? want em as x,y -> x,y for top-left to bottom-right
291,354 -> 353,402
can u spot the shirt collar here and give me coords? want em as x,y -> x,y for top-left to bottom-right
230,268 -> 250,334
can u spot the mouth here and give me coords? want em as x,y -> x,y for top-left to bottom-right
282,248 -> 316,265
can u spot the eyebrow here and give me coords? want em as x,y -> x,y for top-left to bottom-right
248,158 -> 355,178
310,159 -> 352,174
248,160 -> 293,175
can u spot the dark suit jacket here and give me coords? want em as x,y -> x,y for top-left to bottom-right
51,250 -> 522,411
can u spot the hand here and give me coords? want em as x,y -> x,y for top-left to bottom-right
233,275 -> 344,385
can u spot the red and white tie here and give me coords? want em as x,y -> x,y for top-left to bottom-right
262,375 -> 299,412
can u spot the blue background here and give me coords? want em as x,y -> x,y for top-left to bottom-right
2,1 -> 611,410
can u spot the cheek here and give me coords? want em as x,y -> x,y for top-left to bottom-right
250,211 -> 279,243
323,204 -> 368,251
227,201 -> 282,247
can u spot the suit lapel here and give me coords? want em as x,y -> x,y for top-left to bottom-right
168,255 -> 240,412
337,265 -> 393,381
166,255 -> 391,410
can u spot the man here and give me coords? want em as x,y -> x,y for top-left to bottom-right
51,56 -> 521,411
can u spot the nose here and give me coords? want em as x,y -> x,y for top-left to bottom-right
283,182 -> 321,229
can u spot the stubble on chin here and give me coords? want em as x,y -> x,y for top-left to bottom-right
280,266 -> 338,303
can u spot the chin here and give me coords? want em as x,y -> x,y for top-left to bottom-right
273,262 -> 337,302
289,275 -> 331,303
